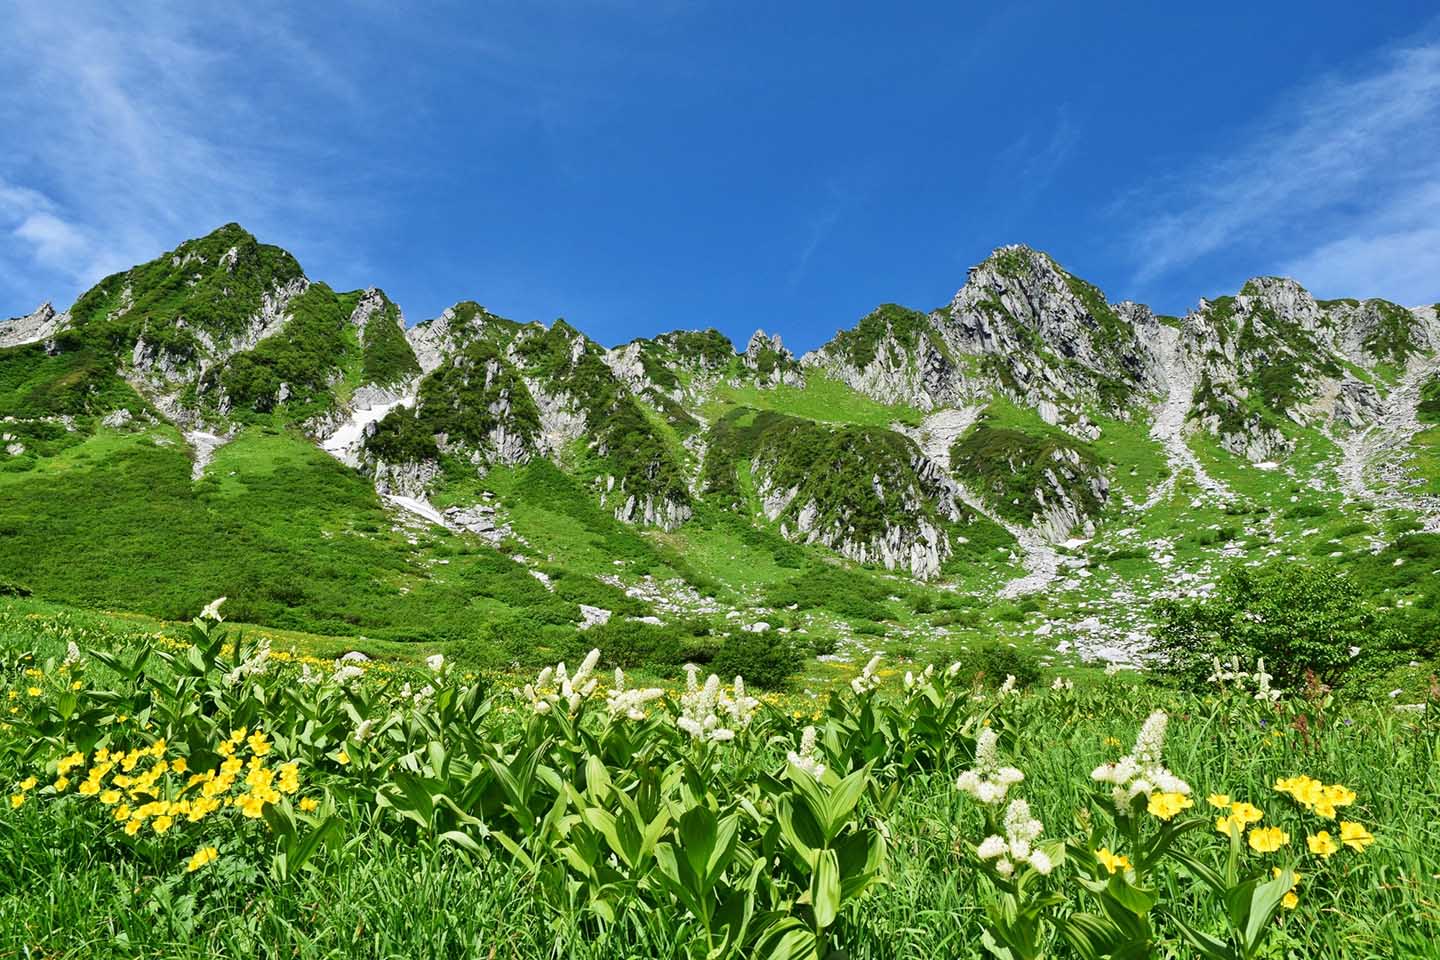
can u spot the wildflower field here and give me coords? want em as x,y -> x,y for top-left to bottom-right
1,603 -> 1437,959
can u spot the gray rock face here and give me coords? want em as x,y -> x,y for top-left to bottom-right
373,459 -> 442,498
802,246 -> 1165,420
0,302 -> 69,349
932,246 -> 1163,409
766,443 -> 965,579
743,329 -> 804,388
129,275 -> 310,421
441,503 -> 513,544
621,492 -> 691,530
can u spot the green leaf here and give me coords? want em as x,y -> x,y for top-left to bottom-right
1169,915 -> 1236,960
810,848 -> 841,929
1242,869 -> 1294,952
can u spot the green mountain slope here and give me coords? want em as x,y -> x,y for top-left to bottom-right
2,224 -> 1438,686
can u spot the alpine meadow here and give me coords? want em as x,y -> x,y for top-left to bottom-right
4,4 -> 1440,957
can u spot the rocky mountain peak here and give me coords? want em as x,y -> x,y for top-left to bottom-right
0,302 -> 67,349
745,329 -> 784,358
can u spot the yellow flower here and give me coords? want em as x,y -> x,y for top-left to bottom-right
186,797 -> 219,822
247,732 -> 271,756
336,750 -> 350,766
114,804 -> 131,822
277,761 -> 299,794
53,776 -> 69,792
18,776 -> 36,791
1248,826 -> 1289,853
218,741 -> 236,758
171,757 -> 187,774
152,815 -> 173,834
1096,848 -> 1131,874
1147,792 -> 1193,821
1282,891 -> 1299,910
1339,821 -> 1374,852
100,789 -> 122,805
1207,794 -> 1231,809
71,680 -> 83,690
77,779 -> 100,797
299,797 -> 319,813
26,687 -> 41,697
123,818 -> 142,836
1215,815 -> 1237,835
1324,784 -> 1356,807
57,751 -> 85,774
1307,832 -> 1339,858
1272,866 -> 1302,886
8,793 -> 24,809
186,846 -> 219,873
1230,802 -> 1264,825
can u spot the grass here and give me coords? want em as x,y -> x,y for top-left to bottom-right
0,610 -> 1436,958
702,369 -> 924,428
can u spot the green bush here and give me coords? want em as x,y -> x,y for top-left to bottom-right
708,630 -> 806,689
1150,562 -> 1395,690
584,619 -> 716,672
952,643 -> 1042,688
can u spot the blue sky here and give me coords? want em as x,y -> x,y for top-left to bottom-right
2,2 -> 1438,353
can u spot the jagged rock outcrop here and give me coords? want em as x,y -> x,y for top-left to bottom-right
742,330 -> 804,388
0,303 -> 69,349
802,304 -> 978,410
705,407 -> 967,577
949,418 -> 1109,541
1174,278 -> 1435,460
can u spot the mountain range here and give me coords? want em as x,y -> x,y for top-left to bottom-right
3,223 -> 1437,670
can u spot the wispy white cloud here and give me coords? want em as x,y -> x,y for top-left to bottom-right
0,1 -> 367,313
1279,181 -> 1440,307
1117,34 -> 1440,303
995,105 -> 1079,198
788,184 -> 848,289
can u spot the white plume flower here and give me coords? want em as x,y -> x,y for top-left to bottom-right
522,650 -> 602,715
200,597 -> 227,622
605,668 -> 665,721
956,727 -> 1024,805
1092,711 -> 1190,815
976,835 -> 1007,860
676,668 -> 753,743
224,638 -> 271,686
332,663 -> 364,686
786,725 -> 827,779
850,655 -> 883,695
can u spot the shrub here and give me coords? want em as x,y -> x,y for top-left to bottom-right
708,631 -> 806,689
583,619 -> 717,672
1150,562 -> 1396,690
952,643 -> 1042,688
